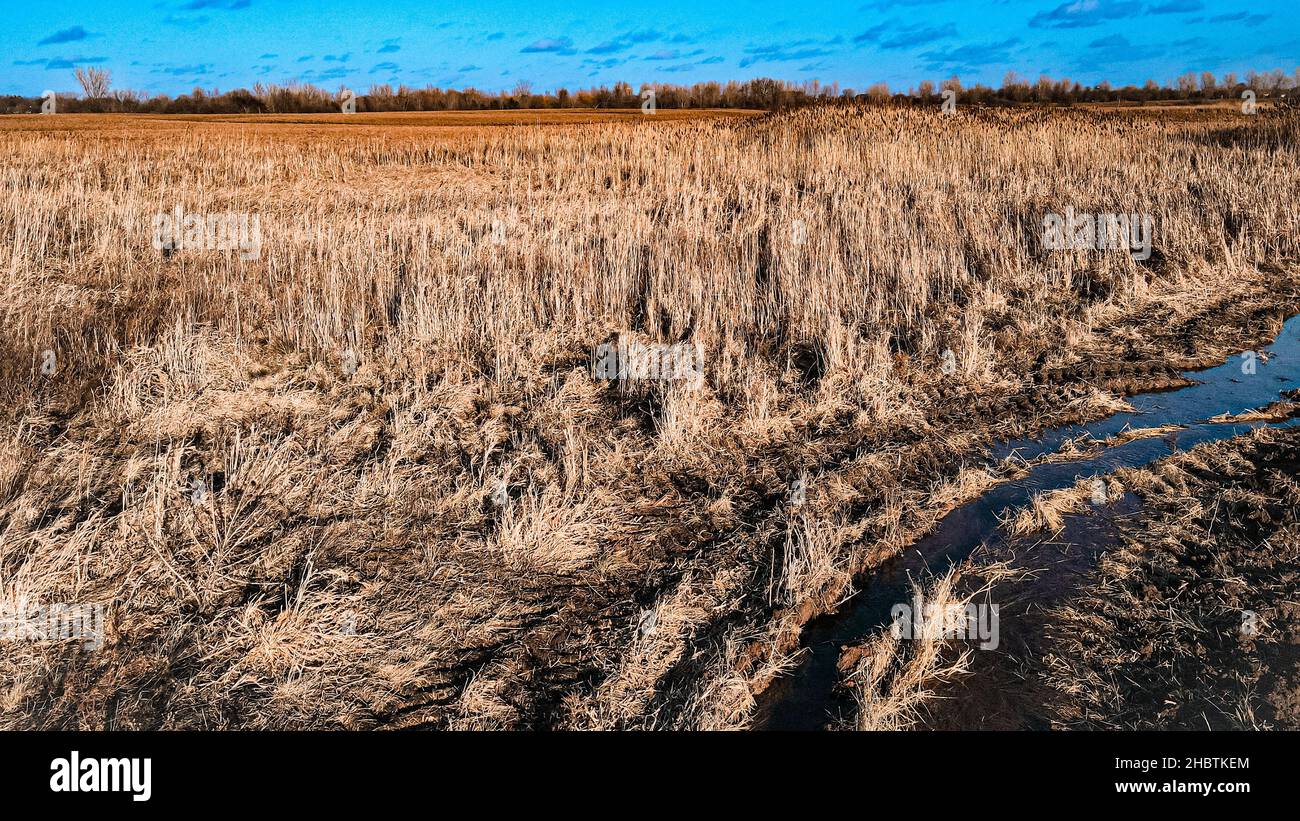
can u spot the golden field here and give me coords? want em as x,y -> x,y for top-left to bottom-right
1,105 -> 1298,729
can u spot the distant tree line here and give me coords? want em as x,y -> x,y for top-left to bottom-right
945,68 -> 1300,107
4,67 -> 1298,115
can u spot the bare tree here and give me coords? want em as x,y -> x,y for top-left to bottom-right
865,82 -> 891,102
75,66 -> 111,99
512,80 -> 532,107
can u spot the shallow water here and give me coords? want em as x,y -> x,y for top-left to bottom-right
753,314 -> 1300,731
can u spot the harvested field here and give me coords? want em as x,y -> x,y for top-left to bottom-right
0,108 -> 760,133
2,104 -> 1299,730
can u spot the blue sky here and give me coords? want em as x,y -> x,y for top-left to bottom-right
2,1 -> 1295,96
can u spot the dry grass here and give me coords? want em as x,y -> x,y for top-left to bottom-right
847,562 -> 1015,730
1006,476 -> 1124,536
2,105 -> 1299,729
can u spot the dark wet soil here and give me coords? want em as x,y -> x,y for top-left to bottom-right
754,314 -> 1300,730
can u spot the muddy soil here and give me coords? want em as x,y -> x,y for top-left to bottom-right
754,302 -> 1300,729
920,426 -> 1300,730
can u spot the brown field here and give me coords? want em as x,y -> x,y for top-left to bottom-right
1,104 -> 1298,729
0,108 -> 759,133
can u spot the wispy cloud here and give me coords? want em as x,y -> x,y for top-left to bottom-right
44,54 -> 109,69
38,26 -> 93,46
853,19 -> 956,50
1078,33 -> 1163,66
1149,0 -> 1202,13
880,23 -> 957,50
581,56 -> 629,70
738,39 -> 838,68
854,22 -> 890,44
920,37 -> 1020,72
521,37 -> 576,54
304,67 -> 350,80
1209,11 -> 1271,26
585,29 -> 661,55
143,60 -> 213,76
1029,0 -> 1143,29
